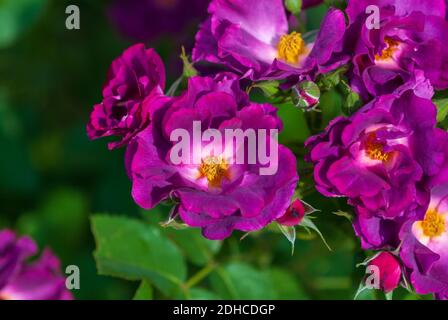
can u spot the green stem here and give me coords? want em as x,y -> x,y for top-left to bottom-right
185,262 -> 217,289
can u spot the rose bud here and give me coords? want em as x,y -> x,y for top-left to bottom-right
276,199 -> 306,227
368,252 -> 402,293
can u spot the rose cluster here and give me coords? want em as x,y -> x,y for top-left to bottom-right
88,0 -> 448,299
305,0 -> 448,299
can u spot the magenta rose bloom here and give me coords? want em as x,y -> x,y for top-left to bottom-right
108,0 -> 209,42
0,230 -> 72,300
400,182 -> 448,299
345,0 -> 448,100
368,252 -> 402,293
87,44 -> 165,149
429,127 -> 448,188
353,207 -> 421,250
193,0 -> 349,80
355,105 -> 448,250
126,74 -> 298,240
306,87 -> 445,249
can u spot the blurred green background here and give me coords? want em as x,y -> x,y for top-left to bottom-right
0,0 -> 424,300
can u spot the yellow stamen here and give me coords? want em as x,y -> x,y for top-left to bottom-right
421,209 -> 446,238
277,32 -> 307,64
375,37 -> 400,61
198,156 -> 229,187
365,133 -> 391,162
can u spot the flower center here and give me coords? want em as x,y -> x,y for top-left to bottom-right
365,133 -> 391,162
375,37 -> 400,61
277,32 -> 307,64
198,156 -> 229,187
421,209 -> 446,238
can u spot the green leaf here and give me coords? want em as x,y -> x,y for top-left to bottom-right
355,252 -> 382,269
402,293 -> 420,300
319,89 -> 343,129
210,262 -> 275,299
189,288 -> 222,300
160,218 -> 189,230
346,91 -> 361,110
301,199 -> 319,215
276,222 -> 296,255
402,292 -> 433,300
133,281 -> 153,300
180,46 -> 197,78
91,215 -> 187,296
167,47 -> 198,96
266,269 -> 308,299
0,0 -> 47,49
354,284 -> 376,300
333,210 -> 353,222
164,228 -> 221,267
253,80 -> 280,98
434,97 -> 448,123
338,80 -> 362,115
317,65 -> 348,91
166,76 -> 183,97
285,0 -> 302,14
300,216 -> 332,251
277,102 -> 311,144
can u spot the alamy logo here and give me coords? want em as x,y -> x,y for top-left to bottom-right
65,5 -> 80,30
65,265 -> 80,290
365,265 -> 380,290
365,5 -> 380,30
170,121 -> 279,175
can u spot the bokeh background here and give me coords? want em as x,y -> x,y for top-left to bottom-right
0,0 -> 425,300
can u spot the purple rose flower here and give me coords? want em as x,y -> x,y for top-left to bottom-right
0,230 -> 72,300
193,0 -> 349,80
125,74 -> 298,240
345,0 -> 448,100
428,128 -> 448,188
108,0 -> 209,42
306,87 -> 445,249
400,182 -> 448,298
355,110 -> 448,250
368,251 -> 402,293
87,44 -> 165,149
353,207 -> 419,250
